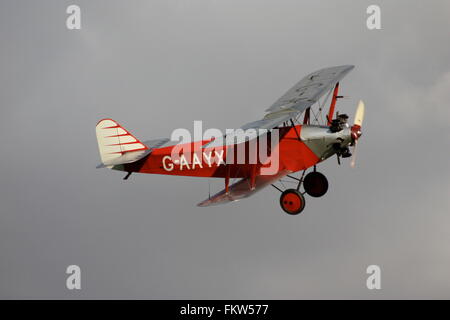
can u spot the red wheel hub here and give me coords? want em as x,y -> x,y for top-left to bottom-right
280,189 -> 305,215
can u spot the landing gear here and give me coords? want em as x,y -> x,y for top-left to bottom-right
272,168 -> 329,215
280,189 -> 306,215
303,171 -> 328,198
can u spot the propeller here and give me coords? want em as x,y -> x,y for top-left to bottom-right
350,100 -> 365,168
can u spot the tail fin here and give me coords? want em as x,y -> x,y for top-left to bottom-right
96,119 -> 149,167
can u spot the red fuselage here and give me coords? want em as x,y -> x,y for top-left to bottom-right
120,125 -> 320,179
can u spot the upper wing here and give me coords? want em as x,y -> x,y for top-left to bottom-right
266,65 -> 354,113
203,65 -> 354,149
242,65 -> 355,131
197,170 -> 291,207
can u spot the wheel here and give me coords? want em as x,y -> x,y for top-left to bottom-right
280,189 -> 306,215
303,171 -> 328,198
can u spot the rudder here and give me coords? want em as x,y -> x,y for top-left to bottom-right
96,119 -> 149,167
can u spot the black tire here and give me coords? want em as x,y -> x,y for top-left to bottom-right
280,189 -> 306,215
303,171 -> 328,198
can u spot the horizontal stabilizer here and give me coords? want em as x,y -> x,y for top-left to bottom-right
143,138 -> 170,150
95,149 -> 152,168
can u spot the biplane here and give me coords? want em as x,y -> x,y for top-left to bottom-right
96,65 -> 364,215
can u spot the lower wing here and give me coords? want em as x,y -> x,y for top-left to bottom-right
197,170 -> 291,207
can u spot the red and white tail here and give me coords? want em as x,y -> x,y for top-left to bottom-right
96,119 -> 149,167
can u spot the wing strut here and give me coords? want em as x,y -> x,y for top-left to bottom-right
250,165 -> 257,189
290,119 -> 301,141
327,82 -> 341,125
225,165 -> 230,193
303,107 -> 310,124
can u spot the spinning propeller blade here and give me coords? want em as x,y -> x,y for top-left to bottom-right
350,100 -> 365,167
354,100 -> 365,127
350,140 -> 358,168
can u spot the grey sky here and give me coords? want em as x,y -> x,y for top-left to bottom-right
0,0 -> 449,299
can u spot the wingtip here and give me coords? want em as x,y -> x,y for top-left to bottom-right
197,200 -> 211,207
340,64 -> 355,71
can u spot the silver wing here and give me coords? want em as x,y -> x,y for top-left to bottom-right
241,65 -> 355,131
204,65 -> 354,149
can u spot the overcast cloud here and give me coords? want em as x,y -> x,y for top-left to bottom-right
0,0 -> 449,299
